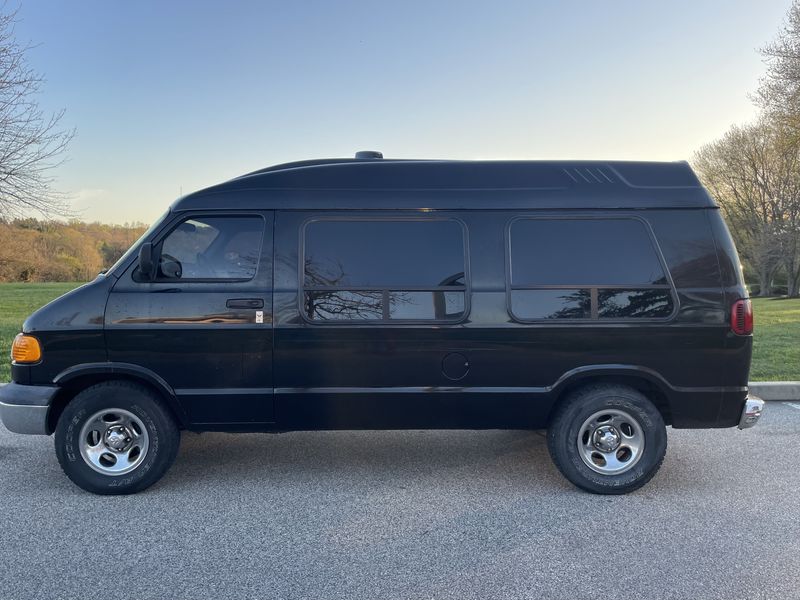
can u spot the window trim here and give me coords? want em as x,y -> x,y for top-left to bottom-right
298,215 -> 471,325
133,213 -> 267,284
504,215 -> 679,324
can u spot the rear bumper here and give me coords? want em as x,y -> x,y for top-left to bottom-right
0,382 -> 58,435
738,396 -> 764,429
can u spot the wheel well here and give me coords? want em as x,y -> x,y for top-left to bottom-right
47,374 -> 183,434
552,375 -> 672,426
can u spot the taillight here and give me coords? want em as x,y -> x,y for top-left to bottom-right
731,299 -> 753,335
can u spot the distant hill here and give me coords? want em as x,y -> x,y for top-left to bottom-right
0,219 -> 147,282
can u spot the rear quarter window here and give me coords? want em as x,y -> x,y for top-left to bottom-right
645,210 -> 723,289
507,217 -> 676,321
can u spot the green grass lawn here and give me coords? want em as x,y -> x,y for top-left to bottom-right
0,283 -> 797,382
751,297 -> 800,381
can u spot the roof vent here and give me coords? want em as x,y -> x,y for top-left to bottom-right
355,150 -> 383,159
562,166 -> 617,184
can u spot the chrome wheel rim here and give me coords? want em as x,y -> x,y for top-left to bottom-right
78,408 -> 149,476
577,408 -> 644,475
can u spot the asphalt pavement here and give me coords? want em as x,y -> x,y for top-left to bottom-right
1,402 -> 799,600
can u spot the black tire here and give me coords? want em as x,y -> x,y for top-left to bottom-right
547,384 -> 667,495
54,381 -> 180,495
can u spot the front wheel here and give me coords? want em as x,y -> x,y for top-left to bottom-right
55,381 -> 180,495
547,384 -> 667,494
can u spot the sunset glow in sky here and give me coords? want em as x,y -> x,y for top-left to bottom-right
15,0 -> 793,223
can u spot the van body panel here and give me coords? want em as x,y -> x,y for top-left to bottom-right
175,186 -> 715,214
21,277 -> 112,386
178,160 -> 714,211
706,209 -> 752,424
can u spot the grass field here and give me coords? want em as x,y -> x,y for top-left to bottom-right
750,297 -> 800,381
0,283 -> 797,382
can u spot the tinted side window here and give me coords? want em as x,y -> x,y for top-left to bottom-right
304,220 -> 465,287
508,218 -> 674,321
303,219 -> 467,322
510,289 -> 592,320
510,219 -> 667,286
597,289 -> 672,319
158,216 -> 264,281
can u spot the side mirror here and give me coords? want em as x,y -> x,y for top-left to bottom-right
138,242 -> 156,281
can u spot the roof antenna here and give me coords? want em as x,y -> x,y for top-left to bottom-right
355,150 -> 383,159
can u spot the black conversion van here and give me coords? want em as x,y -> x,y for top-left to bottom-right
0,153 -> 763,495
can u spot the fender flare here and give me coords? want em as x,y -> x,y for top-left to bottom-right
53,362 -> 189,426
546,364 -> 679,420
548,364 -> 677,396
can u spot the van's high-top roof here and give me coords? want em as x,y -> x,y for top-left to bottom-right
172,154 -> 716,211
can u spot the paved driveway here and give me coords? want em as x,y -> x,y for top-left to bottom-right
1,402 -> 799,600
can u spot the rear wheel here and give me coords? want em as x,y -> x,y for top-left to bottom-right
547,384 -> 667,494
55,381 -> 180,495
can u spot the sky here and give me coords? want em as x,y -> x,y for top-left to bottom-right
12,0 -> 794,224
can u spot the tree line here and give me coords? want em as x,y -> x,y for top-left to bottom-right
0,219 -> 146,282
694,1 -> 800,297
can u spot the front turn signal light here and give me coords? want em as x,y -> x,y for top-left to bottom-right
11,333 -> 42,363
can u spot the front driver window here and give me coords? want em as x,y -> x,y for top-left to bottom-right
158,216 -> 264,281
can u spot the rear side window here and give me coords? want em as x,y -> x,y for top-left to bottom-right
157,216 -> 264,281
302,219 -> 467,322
508,218 -> 674,321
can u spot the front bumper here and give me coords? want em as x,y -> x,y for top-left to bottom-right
738,396 -> 764,430
0,382 -> 59,435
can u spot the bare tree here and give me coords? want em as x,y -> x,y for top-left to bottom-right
0,6 -> 73,219
693,119 -> 800,297
757,1 -> 800,135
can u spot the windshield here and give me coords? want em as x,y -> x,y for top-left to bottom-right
107,209 -> 170,276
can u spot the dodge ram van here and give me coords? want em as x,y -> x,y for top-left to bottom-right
0,152 -> 763,495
